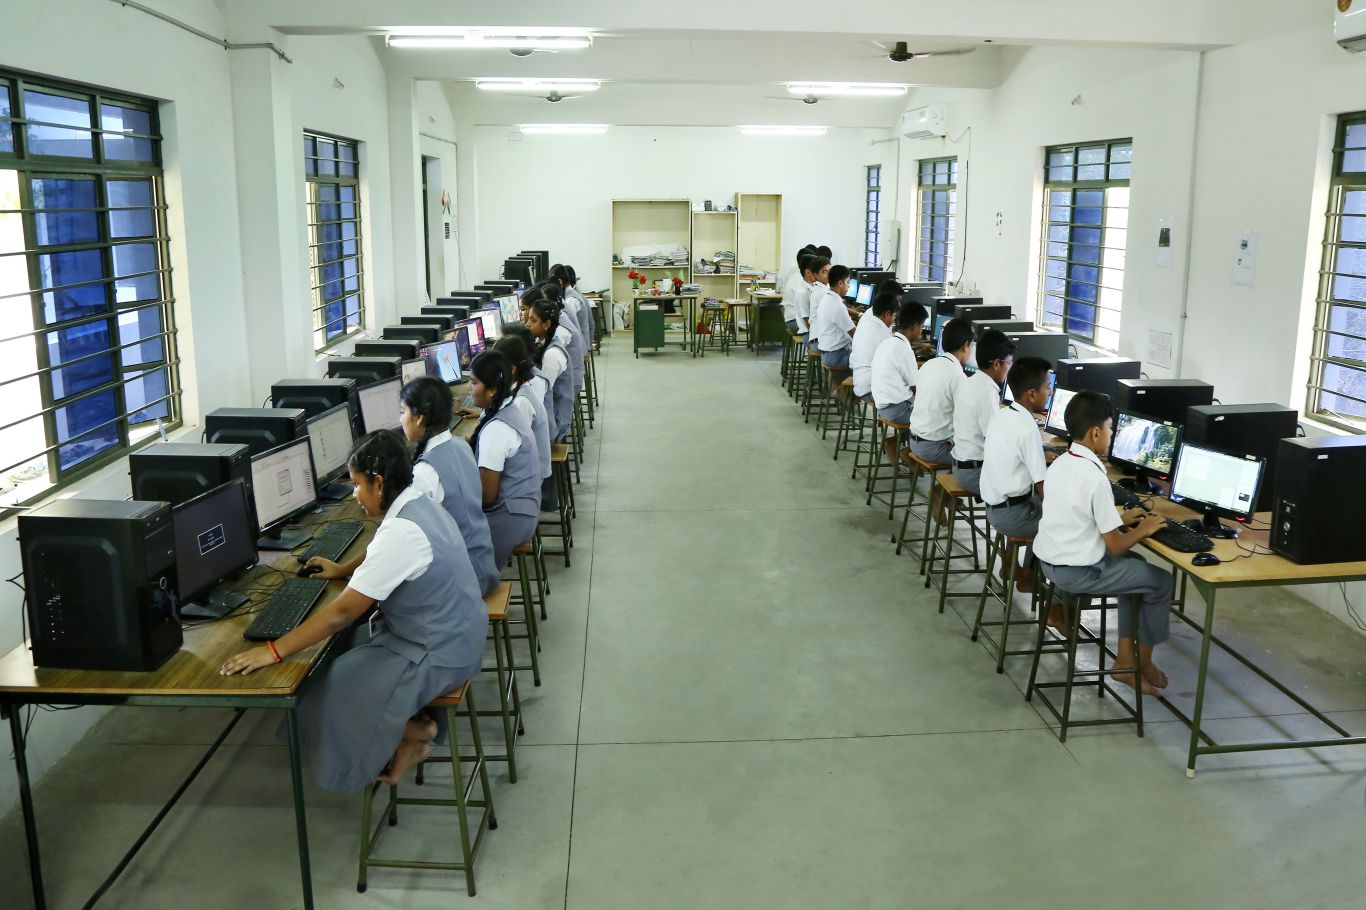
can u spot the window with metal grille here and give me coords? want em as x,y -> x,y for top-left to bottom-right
865,164 -> 881,269
917,157 -> 957,283
1037,139 -> 1132,350
305,132 -> 364,350
0,71 -> 179,505
1310,114 -> 1366,432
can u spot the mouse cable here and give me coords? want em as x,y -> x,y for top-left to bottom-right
1341,584 -> 1366,633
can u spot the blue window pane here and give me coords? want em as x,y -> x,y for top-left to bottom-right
1067,281 -> 1098,303
1078,146 -> 1106,165
31,176 -> 97,209
342,239 -> 358,258
323,303 -> 345,339
1048,150 -> 1075,168
24,90 -> 93,158
1043,295 -> 1065,320
32,175 -> 100,246
1344,150 -> 1366,173
319,202 -> 339,224
1050,190 -> 1071,205
125,368 -> 170,422
318,184 -> 338,203
340,203 -> 356,220
0,83 -> 11,154
117,305 -> 165,366
34,208 -> 99,247
343,258 -> 359,278
115,273 -> 160,304
58,423 -> 121,470
339,142 -> 357,162
48,323 -> 114,400
1066,302 -> 1096,340
100,104 -> 153,159
1322,363 -> 1366,418
1074,206 -> 1103,226
1072,245 -> 1101,265
1345,190 -> 1365,216
1326,305 -> 1366,360
344,295 -> 361,329
109,206 -> 154,239
1044,276 -> 1066,294
1110,163 -> 1132,180
1047,225 -> 1068,243
112,243 -> 157,277
339,185 -> 355,203
1073,227 -> 1102,246
320,241 -> 341,263
1049,205 -> 1071,223
54,387 -> 116,444
1342,216 -> 1366,245
38,248 -> 103,290
104,135 -> 153,162
1075,190 -> 1103,208
1047,167 -> 1071,182
1111,144 -> 1134,163
1047,241 -> 1069,259
1046,259 -> 1067,279
341,221 -> 357,240
1069,264 -> 1100,285
108,179 -> 153,207
1077,164 -> 1106,181
1338,246 -> 1366,278
43,283 -> 107,325
1332,275 -> 1366,303
338,160 -> 357,177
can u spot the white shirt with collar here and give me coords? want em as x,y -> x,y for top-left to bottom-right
781,271 -> 806,325
348,485 -> 433,602
850,313 -> 891,397
1033,442 -> 1122,567
792,281 -> 814,332
951,370 -> 1004,463
411,430 -> 455,503
980,402 -> 1048,506
476,398 -> 523,472
805,282 -> 830,339
909,353 -> 966,442
870,333 -> 918,409
816,288 -> 854,353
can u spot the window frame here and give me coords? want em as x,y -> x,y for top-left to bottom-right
1308,112 -> 1366,433
305,130 -> 365,352
1036,138 -> 1133,352
916,157 -> 957,284
864,164 -> 881,269
0,69 -> 180,507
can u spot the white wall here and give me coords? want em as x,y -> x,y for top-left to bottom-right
417,81 -> 463,298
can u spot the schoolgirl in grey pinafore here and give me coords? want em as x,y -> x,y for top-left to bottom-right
417,433 -> 500,595
516,374 -> 554,510
559,315 -> 586,396
298,490 -> 487,793
569,286 -> 596,344
478,401 -> 542,568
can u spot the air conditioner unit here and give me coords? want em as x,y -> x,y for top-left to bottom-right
1337,0 -> 1366,52
899,104 -> 947,140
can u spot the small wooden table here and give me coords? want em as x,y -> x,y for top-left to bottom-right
631,293 -> 700,358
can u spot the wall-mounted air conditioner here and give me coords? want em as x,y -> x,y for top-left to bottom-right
1337,0 -> 1366,52
899,104 -> 947,140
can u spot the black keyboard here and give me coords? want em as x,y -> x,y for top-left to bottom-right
1111,483 -> 1142,509
1149,518 -> 1214,553
296,521 -> 363,564
243,578 -> 329,642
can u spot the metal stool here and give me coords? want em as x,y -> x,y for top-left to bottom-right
894,452 -> 952,567
506,540 -> 544,686
924,473 -> 989,613
849,400 -> 879,481
478,581 -> 523,782
866,416 -> 910,519
539,444 -> 575,567
816,365 -> 851,438
802,350 -> 824,421
971,532 -> 1046,673
356,681 -> 496,897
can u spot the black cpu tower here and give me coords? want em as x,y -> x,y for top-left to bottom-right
327,356 -> 401,385
955,303 -> 1015,322
402,314 -> 453,331
1113,379 -> 1214,425
353,340 -> 419,361
129,441 -> 257,532
270,377 -> 356,418
1055,357 -> 1141,400
204,407 -> 307,457
428,304 -> 472,321
1005,331 -> 1070,364
18,499 -> 181,670
974,319 -> 1035,341
1271,436 -> 1366,564
1184,404 -> 1298,513
382,324 -> 439,345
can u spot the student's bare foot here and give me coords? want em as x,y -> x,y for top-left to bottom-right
1140,662 -> 1169,690
1046,600 -> 1068,631
378,739 -> 432,784
1110,660 -> 1159,696
407,716 -> 438,742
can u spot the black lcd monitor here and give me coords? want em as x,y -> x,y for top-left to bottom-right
458,318 -> 486,356
451,325 -> 473,369
355,376 -> 403,436
474,306 -> 503,342
382,324 -> 439,345
503,258 -> 535,285
305,403 -> 356,500
1044,386 -> 1078,440
420,339 -> 464,384
250,437 -> 319,550
1167,442 -> 1265,539
855,284 -> 874,307
1109,408 -> 1182,494
400,358 -> 427,386
172,479 -> 258,620
521,250 -> 550,277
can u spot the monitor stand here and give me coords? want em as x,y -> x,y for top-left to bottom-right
1117,469 -> 1161,495
1183,511 -> 1240,540
317,480 -> 351,501
179,587 -> 250,621
257,527 -> 312,551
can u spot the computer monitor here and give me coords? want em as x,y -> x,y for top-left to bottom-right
1109,409 -> 1182,494
503,258 -> 535,285
172,480 -> 258,620
356,376 -> 402,436
420,339 -> 464,384
400,358 -> 427,385
846,278 -> 860,300
475,306 -> 502,341
496,295 -> 521,325
520,250 -> 550,277
250,437 -> 318,550
1044,386 -> 1077,439
855,284 -> 873,307
305,403 -> 356,500
458,318 -> 486,355
1167,442 -> 1265,539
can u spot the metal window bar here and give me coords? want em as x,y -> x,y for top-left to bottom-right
305,132 -> 364,350
917,157 -> 958,282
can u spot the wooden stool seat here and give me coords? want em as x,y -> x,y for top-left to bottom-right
902,451 -> 951,472
512,540 -> 533,556
484,581 -> 511,622
806,350 -> 821,360
877,416 -> 909,430
429,681 -> 469,707
1006,535 -> 1035,545
550,443 -> 569,462
936,473 -> 974,498
839,377 -> 855,388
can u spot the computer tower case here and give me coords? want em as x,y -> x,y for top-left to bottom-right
18,499 -> 181,670
1184,404 -> 1298,513
1055,357 -> 1141,401
1113,379 -> 1214,426
353,340 -> 419,361
326,356 -> 401,385
270,377 -> 356,418
974,319 -> 1035,341
129,441 -> 257,531
203,407 -> 307,457
1271,436 -> 1366,564
1005,331 -> 1070,365
955,303 -> 1015,322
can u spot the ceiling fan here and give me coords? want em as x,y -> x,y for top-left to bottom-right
872,40 -> 974,62
764,94 -> 827,105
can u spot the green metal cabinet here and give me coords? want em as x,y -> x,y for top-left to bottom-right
633,302 -> 665,357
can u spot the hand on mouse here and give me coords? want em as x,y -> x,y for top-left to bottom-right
302,556 -> 344,579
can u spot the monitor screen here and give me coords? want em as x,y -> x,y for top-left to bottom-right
855,284 -> 873,307
497,295 -> 520,324
251,438 -> 317,531
172,480 -> 257,601
356,377 -> 402,435
1045,387 -> 1076,437
452,326 -> 473,368
420,339 -> 464,384
306,403 -> 354,483
476,307 -> 502,341
463,318 -> 486,355
1169,443 -> 1264,522
1110,409 -> 1181,476
847,278 -> 861,299
400,358 -> 426,385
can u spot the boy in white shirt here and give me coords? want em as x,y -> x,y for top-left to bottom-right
1033,391 -> 1173,695
850,287 -> 897,401
815,265 -> 856,369
871,299 -> 927,465
951,329 -> 1015,495
796,255 -> 829,349
782,246 -> 817,335
908,316 -> 973,465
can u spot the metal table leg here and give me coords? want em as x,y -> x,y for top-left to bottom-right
8,704 -> 47,909
286,710 -> 316,909
1185,585 -> 1217,778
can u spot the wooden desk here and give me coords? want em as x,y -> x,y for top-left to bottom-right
631,294 -> 699,358
0,498 -> 376,910
741,290 -> 786,352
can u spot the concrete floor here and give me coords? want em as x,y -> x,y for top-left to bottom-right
5,335 -> 1366,909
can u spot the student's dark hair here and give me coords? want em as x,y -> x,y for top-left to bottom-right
941,316 -> 975,354
549,263 -> 578,287
347,430 -> 413,511
1064,389 -> 1114,441
525,296 -> 562,368
803,255 -> 831,276
493,335 -> 535,386
816,245 -> 832,259
797,253 -> 815,274
828,264 -> 852,287
896,299 -> 929,331
871,292 -> 899,318
524,280 -> 563,305
399,377 -> 454,460
500,320 -> 536,350
796,245 -> 817,266
1007,357 -> 1054,401
469,350 -> 515,449
975,329 -> 1016,370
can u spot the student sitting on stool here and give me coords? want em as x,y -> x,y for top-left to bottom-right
951,328 -> 1015,496
850,284 -> 899,402
783,245 -> 818,336
908,316 -> 973,465
797,254 -> 829,349
814,264 -> 856,370
980,356 -> 1057,607
1033,391 -> 1173,695
870,299 -> 928,465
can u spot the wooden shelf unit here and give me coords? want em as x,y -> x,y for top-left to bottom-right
611,198 -> 692,304
690,206 -> 739,299
737,193 -> 783,295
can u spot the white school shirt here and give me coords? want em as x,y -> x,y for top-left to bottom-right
980,402 -> 1048,506
816,289 -> 854,353
1033,442 -> 1121,567
850,313 -> 891,398
476,399 -> 523,472
781,271 -> 806,325
349,486 -> 432,601
791,281 -> 814,332
909,353 -> 965,442
870,333 -> 918,409
951,370 -> 1003,463
540,342 -> 569,387
411,430 -> 455,502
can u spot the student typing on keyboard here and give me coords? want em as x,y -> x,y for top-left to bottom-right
1032,391 -> 1175,696
220,431 -> 489,793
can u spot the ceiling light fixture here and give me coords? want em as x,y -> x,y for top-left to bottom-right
740,125 -> 827,137
387,29 -> 592,50
786,82 -> 906,97
519,124 -> 609,135
476,78 -> 601,93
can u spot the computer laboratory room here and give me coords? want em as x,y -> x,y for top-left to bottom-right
4,1 -> 1366,908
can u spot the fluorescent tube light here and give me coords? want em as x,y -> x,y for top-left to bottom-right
519,124 -> 609,135
739,125 -> 827,137
476,79 -> 601,93
786,82 -> 906,97
388,31 -> 592,50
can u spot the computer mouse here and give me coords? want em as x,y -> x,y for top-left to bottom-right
1192,552 -> 1221,567
296,563 -> 325,578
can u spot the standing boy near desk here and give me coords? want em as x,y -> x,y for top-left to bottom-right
850,286 -> 898,402
814,265 -> 856,369
908,316 -> 973,466
796,255 -> 830,349
951,329 -> 1015,495
1033,390 -> 1173,695
783,246 -> 817,336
